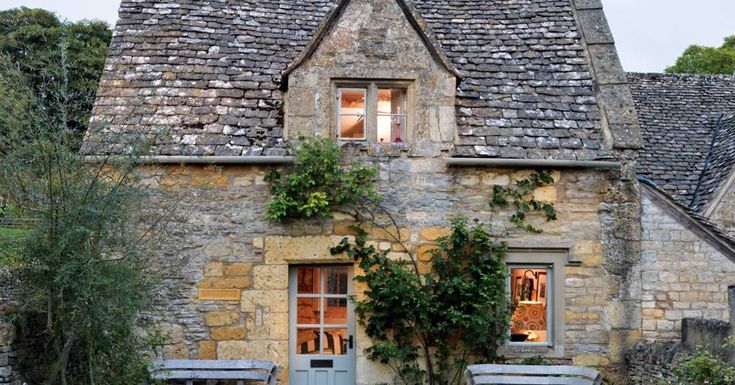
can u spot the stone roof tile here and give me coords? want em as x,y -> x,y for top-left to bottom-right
85,0 -> 610,160
629,72 -> 735,207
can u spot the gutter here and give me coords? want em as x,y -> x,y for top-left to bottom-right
83,155 -> 295,165
444,157 -> 621,169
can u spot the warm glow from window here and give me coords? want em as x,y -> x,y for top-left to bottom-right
377,88 -> 407,143
509,267 -> 549,344
338,89 -> 366,140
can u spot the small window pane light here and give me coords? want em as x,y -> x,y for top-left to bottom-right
377,88 -> 407,143
339,89 -> 366,140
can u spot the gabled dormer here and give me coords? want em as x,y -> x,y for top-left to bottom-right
281,0 -> 460,149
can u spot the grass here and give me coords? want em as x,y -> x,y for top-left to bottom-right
0,227 -> 27,238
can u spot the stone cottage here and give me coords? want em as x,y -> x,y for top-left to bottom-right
70,0 -> 735,384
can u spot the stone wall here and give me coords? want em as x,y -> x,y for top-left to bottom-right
626,340 -> 681,385
0,318 -> 19,385
137,160 -> 637,384
640,194 -> 735,340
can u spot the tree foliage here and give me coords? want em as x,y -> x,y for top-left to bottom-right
666,35 -> 735,75
0,7 -> 112,149
331,219 -> 513,385
265,137 -> 380,222
0,9 -> 166,381
0,124 -> 166,385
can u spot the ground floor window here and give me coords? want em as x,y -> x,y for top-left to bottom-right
503,250 -> 567,357
509,265 -> 552,345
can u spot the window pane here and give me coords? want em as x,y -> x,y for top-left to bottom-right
326,266 -> 349,295
296,328 -> 321,355
339,115 -> 365,139
340,89 -> 366,111
323,328 -> 348,356
297,267 -> 321,294
509,267 -> 549,343
378,88 -> 406,115
377,115 -> 406,143
297,298 -> 321,325
324,298 -> 348,325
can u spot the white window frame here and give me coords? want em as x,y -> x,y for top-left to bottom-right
334,81 -> 413,143
337,88 -> 368,141
501,250 -> 567,358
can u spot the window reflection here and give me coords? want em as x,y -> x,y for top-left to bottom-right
323,328 -> 348,356
296,328 -> 321,355
297,267 -> 321,295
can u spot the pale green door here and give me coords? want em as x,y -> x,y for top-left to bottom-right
289,266 -> 356,385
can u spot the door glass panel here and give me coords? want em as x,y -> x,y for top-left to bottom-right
324,298 -> 348,325
297,267 -> 322,294
326,266 -> 349,295
296,328 -> 321,355
297,298 -> 321,325
323,328 -> 348,356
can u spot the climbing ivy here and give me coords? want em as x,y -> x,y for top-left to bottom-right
331,218 -> 513,385
265,137 -> 380,222
489,171 -> 557,233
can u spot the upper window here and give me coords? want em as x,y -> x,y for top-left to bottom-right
337,83 -> 409,143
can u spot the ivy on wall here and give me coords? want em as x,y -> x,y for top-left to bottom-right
489,171 -> 557,233
331,219 -> 512,385
266,138 -> 560,385
264,137 -> 380,222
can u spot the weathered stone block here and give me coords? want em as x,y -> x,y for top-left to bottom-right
241,289 -> 288,313
204,262 -> 224,277
204,311 -> 240,327
253,265 -> 289,289
198,340 -> 216,359
199,277 -> 252,289
210,326 -> 246,341
224,263 -> 254,276
198,289 -> 241,301
419,227 -> 451,241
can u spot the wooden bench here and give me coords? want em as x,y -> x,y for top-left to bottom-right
464,364 -> 602,385
150,360 -> 279,385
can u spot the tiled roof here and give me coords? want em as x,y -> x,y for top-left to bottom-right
692,115 -> 735,210
85,0 -> 611,160
629,72 -> 735,207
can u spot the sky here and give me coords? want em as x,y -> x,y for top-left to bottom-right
2,0 -> 734,73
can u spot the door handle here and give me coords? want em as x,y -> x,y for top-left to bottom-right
348,335 -> 354,349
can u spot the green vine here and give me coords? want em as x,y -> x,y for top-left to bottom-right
489,171 -> 557,233
331,219 -> 513,385
265,137 -> 380,222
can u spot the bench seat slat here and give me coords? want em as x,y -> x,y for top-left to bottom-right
152,370 -> 269,381
471,375 -> 595,385
152,359 -> 275,370
467,365 -> 599,378
465,365 -> 601,385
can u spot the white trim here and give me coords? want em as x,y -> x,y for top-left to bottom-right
703,169 -> 735,218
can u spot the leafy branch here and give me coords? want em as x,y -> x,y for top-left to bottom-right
489,171 -> 557,233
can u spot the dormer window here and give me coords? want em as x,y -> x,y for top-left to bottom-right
337,83 -> 410,143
